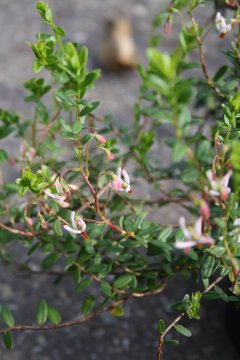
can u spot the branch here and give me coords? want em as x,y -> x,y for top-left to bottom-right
0,286 -> 165,335
190,13 -> 226,99
156,276 -> 224,360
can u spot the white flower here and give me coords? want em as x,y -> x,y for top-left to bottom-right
175,216 -> 214,251
44,177 -> 68,207
109,168 -> 130,192
234,218 -> 240,227
215,12 -> 232,37
206,170 -> 232,201
63,211 -> 86,234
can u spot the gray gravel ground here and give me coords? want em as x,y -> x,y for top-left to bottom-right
0,1 -> 239,359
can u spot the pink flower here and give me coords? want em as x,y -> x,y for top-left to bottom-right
109,168 -> 130,192
206,170 -> 232,201
215,12 -> 231,38
175,217 -> 214,252
44,177 -> 69,207
103,149 -> 114,160
108,151 -> 114,160
63,211 -> 86,234
95,134 -> 107,144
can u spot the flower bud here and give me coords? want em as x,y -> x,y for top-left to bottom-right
227,0 -> 238,7
164,15 -> 172,34
200,200 -> 210,219
95,134 -> 107,144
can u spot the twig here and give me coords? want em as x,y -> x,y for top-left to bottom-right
190,12 -> 226,99
0,285 -> 165,336
156,276 -> 224,360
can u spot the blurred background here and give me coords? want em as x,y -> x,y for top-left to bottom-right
0,0 -> 239,359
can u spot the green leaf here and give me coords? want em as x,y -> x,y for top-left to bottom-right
163,339 -> 179,346
45,8 -> 53,22
147,48 -> 177,80
202,291 -> 221,300
202,255 -> 215,279
2,332 -> 13,350
0,149 -> 8,162
174,324 -> 192,337
82,296 -> 95,315
75,278 -> 93,293
47,306 -> 61,324
33,60 -> 43,74
172,141 -> 186,162
42,253 -> 60,269
214,285 -> 229,302
100,281 -> 112,297
157,319 -> 165,333
110,305 -> 125,317
60,130 -> 78,140
53,219 -> 63,236
213,65 -> 228,82
158,226 -> 173,242
64,42 -> 80,70
81,101 -> 101,116
79,46 -> 88,73
2,306 -> 14,327
82,133 -> 94,145
36,2 -> 48,18
113,274 -> 132,289
80,70 -> 101,88
68,264 -> 81,283
55,26 -> 66,37
36,299 -> 48,325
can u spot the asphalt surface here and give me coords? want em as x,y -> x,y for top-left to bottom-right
0,1 -> 239,359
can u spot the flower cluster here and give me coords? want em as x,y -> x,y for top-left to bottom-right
215,12 -> 232,38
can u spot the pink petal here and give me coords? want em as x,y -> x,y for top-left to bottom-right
109,178 -> 124,191
63,225 -> 82,234
175,241 -> 196,249
58,200 -> 69,208
122,169 -> 130,185
194,217 -> 203,237
210,189 -> 220,197
179,217 -> 192,240
71,211 -> 77,230
234,218 -> 240,226
206,170 -> 213,183
221,170 -> 232,188
117,168 -> 122,178
55,177 -> 63,194
198,236 -> 214,245
96,134 -> 107,144
76,217 -> 86,232
44,190 -> 66,202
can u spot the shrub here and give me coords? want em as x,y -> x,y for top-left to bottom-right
0,0 -> 240,358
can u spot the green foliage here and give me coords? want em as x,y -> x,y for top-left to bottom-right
2,332 -> 13,350
36,299 -> 48,325
174,324 -> 192,337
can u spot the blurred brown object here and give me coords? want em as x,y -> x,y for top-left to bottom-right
101,19 -> 137,71
214,0 -> 238,10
